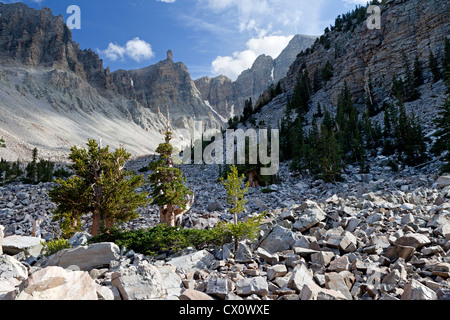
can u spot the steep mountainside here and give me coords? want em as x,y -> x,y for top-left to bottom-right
0,3 -> 224,161
194,34 -> 317,120
251,0 -> 449,128
283,0 -> 449,109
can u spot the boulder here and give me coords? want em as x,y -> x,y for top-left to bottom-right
325,273 -> 352,300
292,201 -> 327,232
235,276 -> 269,297
259,225 -> 298,254
5,266 -> 98,300
111,261 -> 166,300
288,263 -> 314,292
437,176 -> 450,188
299,282 -> 347,300
42,242 -> 120,271
68,232 -> 92,247
168,249 -> 215,273
206,277 -> 228,299
266,264 -> 288,281
394,233 -> 431,249
256,247 -> 279,265
0,255 -> 28,282
0,278 -> 20,299
157,265 -> 183,297
384,245 -> 416,262
2,235 -> 44,257
401,279 -> 437,300
179,289 -> 214,300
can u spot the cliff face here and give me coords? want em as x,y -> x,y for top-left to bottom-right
195,34 -> 317,120
112,51 -> 221,127
0,3 -> 224,160
281,0 -> 450,108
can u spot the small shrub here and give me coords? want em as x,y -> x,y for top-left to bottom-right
89,213 -> 266,257
42,238 -> 72,257
261,188 -> 276,194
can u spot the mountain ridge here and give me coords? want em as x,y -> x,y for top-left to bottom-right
0,2 -> 224,161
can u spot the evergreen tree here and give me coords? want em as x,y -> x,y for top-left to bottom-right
321,61 -> 334,83
429,50 -> 442,83
149,120 -> 194,227
241,98 -> 253,124
336,82 -> 365,164
26,148 -> 38,183
317,124 -> 343,183
288,70 -> 312,115
49,139 -> 149,238
0,137 -> 5,148
432,68 -> 450,173
413,55 -> 424,88
444,39 -> 450,83
220,165 -> 249,250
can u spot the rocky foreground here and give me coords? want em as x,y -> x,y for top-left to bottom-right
0,157 -> 450,300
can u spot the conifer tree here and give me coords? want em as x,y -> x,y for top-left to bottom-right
49,139 -> 149,238
26,148 -> 38,183
149,119 -> 194,227
0,137 -> 5,148
429,50 -> 442,83
220,165 -> 249,250
413,55 -> 424,88
432,64 -> 450,173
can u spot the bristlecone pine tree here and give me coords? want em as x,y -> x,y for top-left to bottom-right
49,139 -> 149,238
149,119 -> 194,227
0,137 -> 5,148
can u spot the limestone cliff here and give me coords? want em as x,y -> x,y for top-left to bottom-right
195,34 -> 317,120
279,0 -> 449,109
0,3 -> 224,160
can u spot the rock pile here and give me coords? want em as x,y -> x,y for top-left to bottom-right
1,172 -> 449,300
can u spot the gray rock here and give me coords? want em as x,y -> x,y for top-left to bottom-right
235,243 -> 254,263
394,233 -> 431,249
401,279 -> 437,300
255,247 -> 279,265
168,249 -> 215,273
437,176 -> 450,188
235,276 -> 268,297
68,231 -> 92,247
292,201 -> 327,232
1,235 -> 44,257
42,242 -> 120,271
259,225 -> 298,254
111,261 -> 166,300
207,201 -> 223,212
266,264 -> 288,281
206,277 -> 228,299
0,255 -> 28,281
289,263 -> 314,292
325,272 -> 352,300
157,265 -> 183,297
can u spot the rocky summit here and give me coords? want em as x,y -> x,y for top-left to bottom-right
1,156 -> 449,300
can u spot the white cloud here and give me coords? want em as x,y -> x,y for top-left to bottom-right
98,38 -> 155,63
157,0 -> 176,3
342,0 -> 369,6
212,34 -> 294,80
125,37 -> 155,63
99,43 -> 126,61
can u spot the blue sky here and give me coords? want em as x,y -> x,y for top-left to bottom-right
3,0 -> 368,80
